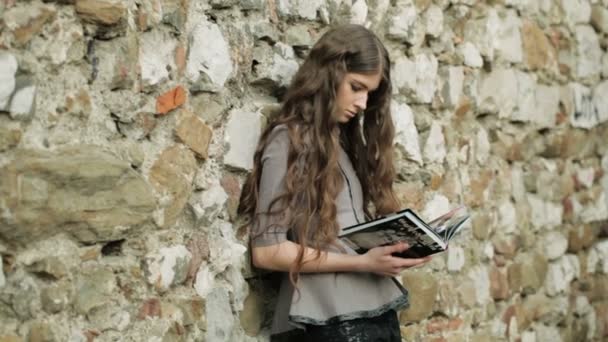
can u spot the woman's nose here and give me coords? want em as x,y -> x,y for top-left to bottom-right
354,94 -> 368,110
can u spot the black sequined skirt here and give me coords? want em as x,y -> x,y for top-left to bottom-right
271,309 -> 401,342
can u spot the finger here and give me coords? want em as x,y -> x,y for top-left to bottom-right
397,257 -> 428,268
384,242 -> 409,254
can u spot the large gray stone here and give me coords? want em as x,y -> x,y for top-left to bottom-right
392,100 -> 423,165
224,109 -> 264,171
574,25 -> 602,80
0,146 -> 156,245
74,268 -> 117,315
387,0 -> 422,46
478,68 -> 518,118
494,10 -> 523,63
463,8 -> 500,59
206,288 -> 236,341
562,0 -> 591,29
187,20 -> 233,92
276,0 -> 324,20
251,42 -> 299,90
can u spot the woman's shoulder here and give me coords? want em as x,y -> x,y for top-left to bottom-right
267,124 -> 290,146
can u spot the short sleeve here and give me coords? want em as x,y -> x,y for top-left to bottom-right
250,126 -> 291,247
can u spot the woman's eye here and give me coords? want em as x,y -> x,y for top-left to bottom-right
350,83 -> 363,92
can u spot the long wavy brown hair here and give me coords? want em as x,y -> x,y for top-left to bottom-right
238,24 -> 399,286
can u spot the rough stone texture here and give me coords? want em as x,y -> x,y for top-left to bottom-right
0,1 -> 606,341
400,271 -> 438,322
75,0 -> 126,26
175,110 -> 213,159
0,146 -> 156,245
521,20 -> 558,72
149,145 -> 197,228
143,245 -> 192,292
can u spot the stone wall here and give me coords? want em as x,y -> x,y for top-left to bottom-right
0,0 -> 607,341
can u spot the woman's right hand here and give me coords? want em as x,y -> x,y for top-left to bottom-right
359,242 -> 431,277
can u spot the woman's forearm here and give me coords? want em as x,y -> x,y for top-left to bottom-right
251,241 -> 365,273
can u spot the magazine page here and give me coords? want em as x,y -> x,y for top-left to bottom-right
427,205 -> 470,241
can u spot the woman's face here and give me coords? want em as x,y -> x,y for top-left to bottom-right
334,71 -> 382,123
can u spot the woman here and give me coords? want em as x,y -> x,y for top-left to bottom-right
238,24 -> 431,341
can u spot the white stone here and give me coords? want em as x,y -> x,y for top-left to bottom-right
483,242 -> 494,261
140,30 -> 177,87
511,164 -> 526,202
9,84 -> 35,120
512,75 -> 560,127
194,264 -> 214,297
391,100 -> 423,165
468,265 -> 491,305
387,0 -> 418,43
542,231 -> 569,260
574,295 -> 592,315
0,255 -> 4,288
460,42 -> 483,68
189,181 -> 229,224
209,231 -> 247,275
579,191 -> 608,223
0,51 -> 17,110
440,66 -> 464,107
424,5 -> 443,38
521,330 -> 536,342
534,324 -> 563,342
497,200 -> 517,234
414,54 -> 438,103
527,194 -> 563,230
562,0 -> 592,28
269,43 -> 299,87
422,193 -> 450,222
206,288 -> 236,341
588,240 -> 608,273
224,109 -> 264,171
576,167 -> 596,188
277,0 -> 324,20
575,25 -> 602,80
570,83 -> 595,128
187,21 -> 233,91
463,8 -> 500,59
478,68 -> 518,118
527,84 -> 560,128
392,56 -> 416,96
602,53 -> 608,78
447,245 -> 465,272
144,245 -> 192,291
592,80 -> 608,127
350,0 -> 368,25
423,121 -> 446,164
545,254 -> 580,296
512,71 -> 536,122
494,10 -> 523,63
475,126 -> 490,164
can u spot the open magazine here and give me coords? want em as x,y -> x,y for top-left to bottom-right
339,206 -> 470,258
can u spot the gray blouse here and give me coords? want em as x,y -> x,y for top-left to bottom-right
251,125 -> 409,335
